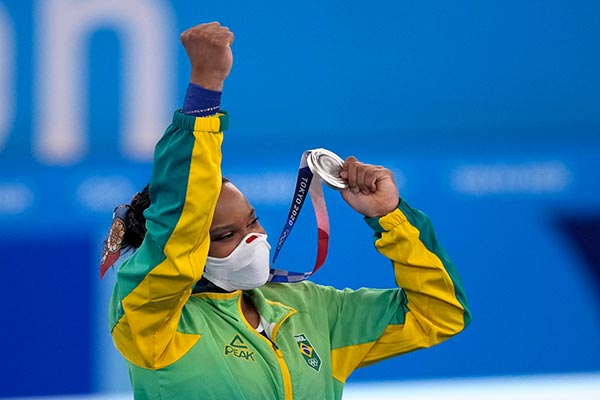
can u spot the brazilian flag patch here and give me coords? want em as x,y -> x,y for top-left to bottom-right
294,333 -> 321,372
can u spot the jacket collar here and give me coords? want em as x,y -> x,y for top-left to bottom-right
190,284 -> 297,329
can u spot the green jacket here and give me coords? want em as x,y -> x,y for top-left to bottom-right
109,111 -> 471,399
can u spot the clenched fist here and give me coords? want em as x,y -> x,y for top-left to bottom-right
180,22 -> 234,91
340,157 -> 400,218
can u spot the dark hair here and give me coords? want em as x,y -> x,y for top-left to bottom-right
122,178 -> 230,248
123,184 -> 150,247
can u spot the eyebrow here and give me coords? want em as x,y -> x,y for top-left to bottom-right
210,208 -> 256,235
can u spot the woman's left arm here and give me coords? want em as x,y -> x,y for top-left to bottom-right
325,158 -> 471,383
326,199 -> 471,383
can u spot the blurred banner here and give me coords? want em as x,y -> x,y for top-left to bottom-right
1,0 -> 599,397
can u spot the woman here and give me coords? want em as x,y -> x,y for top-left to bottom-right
104,22 -> 471,399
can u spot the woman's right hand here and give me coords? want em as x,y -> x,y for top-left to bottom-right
180,22 -> 234,91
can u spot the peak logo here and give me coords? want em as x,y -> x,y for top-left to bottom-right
224,334 -> 256,362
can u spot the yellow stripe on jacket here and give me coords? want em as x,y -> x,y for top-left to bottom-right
112,112 -> 224,369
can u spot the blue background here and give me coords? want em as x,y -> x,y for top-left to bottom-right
0,0 -> 599,397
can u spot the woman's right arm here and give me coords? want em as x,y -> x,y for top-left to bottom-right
109,111 -> 226,370
108,23 -> 234,370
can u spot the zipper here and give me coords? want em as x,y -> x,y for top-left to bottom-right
238,295 -> 294,400
252,325 -> 293,399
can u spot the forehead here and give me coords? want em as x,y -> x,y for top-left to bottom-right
212,182 -> 252,224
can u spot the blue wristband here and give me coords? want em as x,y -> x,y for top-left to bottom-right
182,83 -> 222,116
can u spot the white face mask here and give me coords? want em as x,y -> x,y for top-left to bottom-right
203,233 -> 271,292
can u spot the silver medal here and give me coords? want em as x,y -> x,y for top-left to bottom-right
306,148 -> 348,190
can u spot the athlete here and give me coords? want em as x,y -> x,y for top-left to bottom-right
103,22 -> 471,400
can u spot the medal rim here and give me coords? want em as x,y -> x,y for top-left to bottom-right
307,148 -> 348,190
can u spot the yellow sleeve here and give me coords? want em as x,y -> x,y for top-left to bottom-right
109,111 -> 226,369
330,199 -> 471,382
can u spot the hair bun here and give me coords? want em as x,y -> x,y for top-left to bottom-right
123,184 -> 150,247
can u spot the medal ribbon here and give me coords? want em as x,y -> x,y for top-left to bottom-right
269,151 -> 331,282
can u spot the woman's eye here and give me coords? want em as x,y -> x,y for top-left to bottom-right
213,232 -> 234,241
248,217 -> 259,227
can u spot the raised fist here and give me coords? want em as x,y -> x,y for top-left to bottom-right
180,22 -> 234,91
